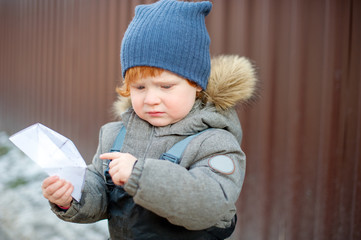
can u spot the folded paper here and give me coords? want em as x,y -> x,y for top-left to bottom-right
9,123 -> 87,201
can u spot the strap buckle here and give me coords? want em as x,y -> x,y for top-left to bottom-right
160,153 -> 180,164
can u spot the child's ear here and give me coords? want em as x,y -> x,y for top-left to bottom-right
196,86 -> 202,92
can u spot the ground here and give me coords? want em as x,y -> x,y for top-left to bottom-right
0,132 -> 109,240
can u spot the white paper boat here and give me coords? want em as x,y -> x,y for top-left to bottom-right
9,123 -> 86,201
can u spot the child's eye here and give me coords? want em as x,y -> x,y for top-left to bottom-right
161,85 -> 173,89
131,85 -> 145,90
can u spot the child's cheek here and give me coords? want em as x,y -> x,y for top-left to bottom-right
131,97 -> 144,117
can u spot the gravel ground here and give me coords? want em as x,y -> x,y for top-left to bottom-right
0,225 -> 11,240
0,131 -> 109,240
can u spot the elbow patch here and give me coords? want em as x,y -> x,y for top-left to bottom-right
208,155 -> 235,175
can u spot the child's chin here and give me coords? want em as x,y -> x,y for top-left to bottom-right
147,121 -> 169,127
145,118 -> 175,127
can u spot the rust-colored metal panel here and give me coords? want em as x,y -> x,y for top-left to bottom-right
0,1 -> 360,239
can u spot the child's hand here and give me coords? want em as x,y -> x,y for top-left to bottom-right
41,176 -> 74,208
100,152 -> 137,186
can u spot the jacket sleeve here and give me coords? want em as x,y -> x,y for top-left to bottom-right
50,126 -> 110,223
124,129 -> 245,230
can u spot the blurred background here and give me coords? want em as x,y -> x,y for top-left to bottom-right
0,0 -> 360,239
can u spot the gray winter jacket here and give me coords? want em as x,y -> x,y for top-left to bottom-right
50,55 -> 257,238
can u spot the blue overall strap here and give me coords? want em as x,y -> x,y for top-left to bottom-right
160,129 -> 211,164
105,126 -> 126,189
110,126 -> 126,152
109,126 -> 211,164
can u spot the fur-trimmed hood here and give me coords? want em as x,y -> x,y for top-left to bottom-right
113,55 -> 257,117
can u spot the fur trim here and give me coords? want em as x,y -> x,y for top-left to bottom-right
113,55 -> 257,118
112,96 -> 131,119
206,55 -> 257,111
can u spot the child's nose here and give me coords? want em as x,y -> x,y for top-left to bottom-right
144,89 -> 161,105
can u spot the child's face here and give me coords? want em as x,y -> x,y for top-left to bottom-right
130,70 -> 201,127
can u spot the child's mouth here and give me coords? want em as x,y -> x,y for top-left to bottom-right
147,111 -> 164,117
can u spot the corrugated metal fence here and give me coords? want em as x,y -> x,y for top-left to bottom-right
0,0 -> 360,239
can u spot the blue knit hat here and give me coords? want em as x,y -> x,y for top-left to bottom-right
121,0 -> 212,90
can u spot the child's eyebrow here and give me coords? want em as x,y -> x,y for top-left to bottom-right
154,80 -> 174,84
153,77 -> 180,84
131,78 -> 146,84
130,81 -> 144,85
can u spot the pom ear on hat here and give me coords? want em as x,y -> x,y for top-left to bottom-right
121,0 -> 212,90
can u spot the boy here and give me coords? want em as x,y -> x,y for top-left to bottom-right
41,0 -> 257,239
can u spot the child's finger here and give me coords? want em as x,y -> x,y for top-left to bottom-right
42,175 -> 60,189
108,158 -> 122,169
57,185 -> 74,207
43,178 -> 66,196
47,182 -> 73,207
99,152 -> 121,160
51,181 -> 72,200
59,185 -> 74,205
